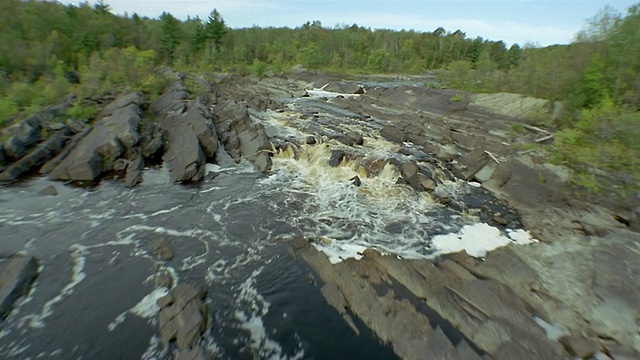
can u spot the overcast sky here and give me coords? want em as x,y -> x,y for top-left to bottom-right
59,1 -> 638,46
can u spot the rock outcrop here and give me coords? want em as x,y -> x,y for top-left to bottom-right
157,284 -> 212,358
0,255 -> 39,319
294,238 -> 571,360
151,81 -> 219,183
49,93 -> 161,185
213,100 -> 272,172
0,129 -> 69,182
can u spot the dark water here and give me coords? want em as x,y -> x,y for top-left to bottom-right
0,96 -> 529,359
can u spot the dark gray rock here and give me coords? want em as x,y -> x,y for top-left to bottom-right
158,284 -> 211,351
40,126 -> 92,175
329,150 -> 346,167
351,175 -> 361,187
152,239 -> 174,261
630,207 -> 640,232
0,256 -> 39,319
157,100 -> 217,183
399,162 -> 434,192
304,136 -> 317,145
101,92 -> 143,117
67,119 -> 86,134
2,115 -> 42,161
124,156 -> 144,188
138,118 -> 163,158
150,81 -> 189,118
0,130 -> 69,182
49,94 -> 145,182
38,185 -> 58,196
214,100 -> 272,173
380,125 -> 406,143
346,131 -> 364,146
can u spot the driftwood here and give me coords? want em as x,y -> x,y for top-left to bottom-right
484,150 -> 501,164
534,134 -> 555,143
523,124 -> 549,134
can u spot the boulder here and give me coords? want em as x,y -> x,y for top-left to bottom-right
0,130 -> 68,182
2,114 -> 42,161
399,162 -> 434,192
157,99 -> 217,183
138,118 -> 163,158
152,239 -> 174,261
329,150 -> 346,167
380,125 -> 406,143
49,100 -> 143,181
345,131 -> 364,146
124,156 -> 144,188
40,126 -> 92,175
38,185 -> 58,196
158,284 -> 211,351
214,100 -> 272,173
0,255 -> 39,319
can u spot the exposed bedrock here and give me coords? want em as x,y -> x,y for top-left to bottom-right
213,99 -> 272,173
48,92 -> 161,186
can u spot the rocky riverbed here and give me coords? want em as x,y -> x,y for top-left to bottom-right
0,71 -> 639,360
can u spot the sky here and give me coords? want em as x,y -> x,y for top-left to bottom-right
59,1 -> 639,46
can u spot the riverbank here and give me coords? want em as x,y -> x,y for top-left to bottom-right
1,72 -> 638,359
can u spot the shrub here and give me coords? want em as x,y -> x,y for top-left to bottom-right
252,59 -> 266,78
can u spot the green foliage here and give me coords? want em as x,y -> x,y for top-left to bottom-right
252,59 -> 267,78
159,12 -> 182,64
447,60 -> 472,88
451,93 -> 464,102
553,96 -> 640,193
580,54 -> 607,108
66,102 -> 99,121
367,49 -> 392,72
297,44 -> 323,69
511,123 -> 527,135
0,97 -> 17,125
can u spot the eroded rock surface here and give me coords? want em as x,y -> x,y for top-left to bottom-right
49,92 -> 160,185
0,255 -> 39,319
213,100 -> 272,172
157,284 -> 212,358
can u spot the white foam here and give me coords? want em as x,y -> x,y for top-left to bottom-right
304,89 -> 359,99
130,287 -> 169,319
205,163 -> 221,174
311,241 -> 368,264
430,223 -> 536,258
533,316 -> 569,340
24,244 -> 87,329
231,267 -> 304,359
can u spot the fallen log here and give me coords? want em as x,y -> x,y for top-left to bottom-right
534,134 -> 555,143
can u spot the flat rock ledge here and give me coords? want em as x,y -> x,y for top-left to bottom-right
292,236 -> 640,360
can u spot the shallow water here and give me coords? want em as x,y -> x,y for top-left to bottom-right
0,95 -> 534,359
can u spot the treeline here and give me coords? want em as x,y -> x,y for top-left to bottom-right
0,0 -> 639,195
1,1 -> 639,106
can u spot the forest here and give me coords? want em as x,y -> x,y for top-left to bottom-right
0,0 -> 639,194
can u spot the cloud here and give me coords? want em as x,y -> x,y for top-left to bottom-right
311,12 -> 577,46
58,1 -> 578,46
